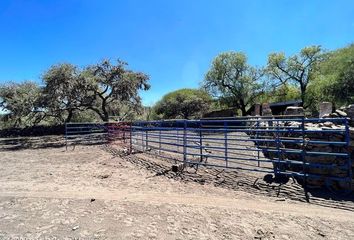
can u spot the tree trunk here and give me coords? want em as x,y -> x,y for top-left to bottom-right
300,83 -> 306,107
89,97 -> 110,122
240,107 -> 247,116
65,110 -> 73,123
102,113 -> 109,122
97,111 -> 109,122
101,99 -> 109,122
183,111 -> 190,120
88,107 -> 106,122
239,99 -> 247,116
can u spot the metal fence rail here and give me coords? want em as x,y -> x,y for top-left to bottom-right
131,117 -> 352,189
64,117 -> 352,190
65,122 -> 131,149
65,122 -> 108,149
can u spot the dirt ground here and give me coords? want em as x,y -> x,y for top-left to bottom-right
0,138 -> 353,239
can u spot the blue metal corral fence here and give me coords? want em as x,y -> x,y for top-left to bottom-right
64,117 -> 352,190
130,116 -> 352,190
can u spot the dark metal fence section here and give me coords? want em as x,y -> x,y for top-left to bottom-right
65,122 -> 132,149
131,117 -> 352,189
65,122 -> 108,149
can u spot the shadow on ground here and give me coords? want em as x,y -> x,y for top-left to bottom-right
103,145 -> 354,212
0,136 -> 107,151
1,137 -> 352,211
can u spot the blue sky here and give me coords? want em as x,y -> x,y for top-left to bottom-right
0,0 -> 353,106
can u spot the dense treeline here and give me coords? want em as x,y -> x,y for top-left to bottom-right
1,44 -> 353,126
153,44 -> 354,119
0,60 -> 150,127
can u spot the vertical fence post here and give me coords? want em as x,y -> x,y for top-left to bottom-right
65,123 -> 68,151
224,121 -> 228,168
199,122 -> 203,163
177,126 -> 180,152
123,123 -> 126,143
141,123 -> 145,151
145,125 -> 149,150
183,120 -> 187,164
256,119 -> 260,167
129,121 -> 133,154
276,119 -> 281,174
301,116 -> 308,199
108,123 -> 113,144
224,121 -> 229,167
344,118 -> 352,183
159,122 -> 162,154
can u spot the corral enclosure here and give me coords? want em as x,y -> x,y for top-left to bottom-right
1,141 -> 353,239
0,116 -> 353,239
66,116 -> 353,194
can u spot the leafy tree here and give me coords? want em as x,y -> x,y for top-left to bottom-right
307,44 -> 354,110
107,100 -> 145,121
0,59 -> 150,126
0,81 -> 42,127
70,109 -> 100,123
203,52 -> 264,116
154,88 -> 211,119
41,63 -> 89,123
257,83 -> 301,103
41,60 -> 150,123
266,45 -> 324,106
84,60 -> 150,121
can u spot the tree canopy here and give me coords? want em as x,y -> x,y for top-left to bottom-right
257,83 -> 301,104
83,60 -> 150,121
1,43 -> 353,127
0,81 -> 42,127
306,44 -> 354,110
41,63 -> 86,123
0,59 -> 150,127
153,88 -> 211,119
202,52 -> 264,116
266,45 -> 324,106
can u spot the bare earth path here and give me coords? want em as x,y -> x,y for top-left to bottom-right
0,143 -> 353,239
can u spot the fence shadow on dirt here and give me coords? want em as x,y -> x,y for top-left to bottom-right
0,135 -> 107,151
0,136 -> 64,151
102,145 -> 354,212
